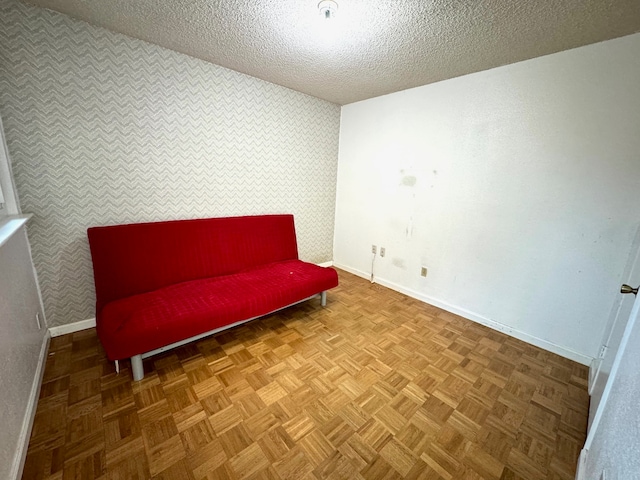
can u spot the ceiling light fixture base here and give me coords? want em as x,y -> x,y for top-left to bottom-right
318,0 -> 338,20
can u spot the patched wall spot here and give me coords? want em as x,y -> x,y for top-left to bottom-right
392,258 -> 406,269
401,175 -> 417,187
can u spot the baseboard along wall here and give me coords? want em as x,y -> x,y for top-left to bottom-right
48,318 -> 96,337
334,262 -> 593,366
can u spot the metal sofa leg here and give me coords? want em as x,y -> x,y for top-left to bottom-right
131,354 -> 144,381
321,291 -> 327,307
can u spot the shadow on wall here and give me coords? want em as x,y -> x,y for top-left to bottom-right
53,236 -> 96,327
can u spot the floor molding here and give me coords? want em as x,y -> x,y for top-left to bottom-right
334,262 -> 593,366
49,318 -> 96,337
575,448 -> 588,480
10,331 -> 50,480
317,261 -> 334,268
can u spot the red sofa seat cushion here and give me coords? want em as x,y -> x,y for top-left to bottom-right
98,259 -> 338,360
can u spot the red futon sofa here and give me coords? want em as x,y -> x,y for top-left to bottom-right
87,214 -> 339,380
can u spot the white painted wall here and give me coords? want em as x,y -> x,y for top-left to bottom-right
0,113 -> 48,479
0,227 -> 48,480
334,33 -> 640,363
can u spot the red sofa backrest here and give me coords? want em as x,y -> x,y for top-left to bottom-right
87,214 -> 299,312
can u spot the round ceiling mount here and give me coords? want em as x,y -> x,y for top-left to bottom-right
318,0 -> 338,20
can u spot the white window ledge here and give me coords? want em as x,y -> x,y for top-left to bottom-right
0,214 -> 32,249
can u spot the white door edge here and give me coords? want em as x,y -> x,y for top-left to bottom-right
588,225 -> 640,424
588,357 -> 601,394
584,292 -> 640,452
575,448 -> 588,480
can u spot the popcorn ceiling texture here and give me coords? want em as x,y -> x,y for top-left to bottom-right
0,0 -> 340,327
21,0 -> 640,105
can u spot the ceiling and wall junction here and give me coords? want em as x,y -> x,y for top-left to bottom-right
22,0 -> 640,104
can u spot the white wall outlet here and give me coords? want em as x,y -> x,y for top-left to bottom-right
421,266 -> 428,277
380,247 -> 385,257
372,245 -> 377,254
598,345 -> 608,359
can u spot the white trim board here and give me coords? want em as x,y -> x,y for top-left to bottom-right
0,215 -> 31,249
49,318 -> 96,337
575,448 -> 588,480
10,331 -> 50,480
334,262 -> 593,366
317,261 -> 334,268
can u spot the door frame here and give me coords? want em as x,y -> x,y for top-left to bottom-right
577,280 -> 640,478
588,226 -> 640,402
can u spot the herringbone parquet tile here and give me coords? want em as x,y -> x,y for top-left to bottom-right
23,270 -> 589,480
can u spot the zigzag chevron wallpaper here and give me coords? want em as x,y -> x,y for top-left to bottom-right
0,0 -> 340,327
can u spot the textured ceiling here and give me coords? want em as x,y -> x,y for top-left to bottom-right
21,0 -> 640,105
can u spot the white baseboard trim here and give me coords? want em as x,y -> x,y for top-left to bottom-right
317,261 -> 334,268
575,448 -> 588,480
10,331 -> 50,480
49,318 -> 96,337
334,262 -> 593,366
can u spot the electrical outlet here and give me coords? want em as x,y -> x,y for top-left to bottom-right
599,345 -> 608,359
421,266 -> 428,277
372,245 -> 377,254
380,247 -> 385,257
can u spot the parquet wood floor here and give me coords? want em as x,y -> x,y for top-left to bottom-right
22,269 -> 589,480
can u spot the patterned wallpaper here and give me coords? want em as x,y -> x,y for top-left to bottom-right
0,0 -> 340,327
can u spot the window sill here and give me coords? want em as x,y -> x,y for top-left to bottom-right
0,214 -> 32,249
